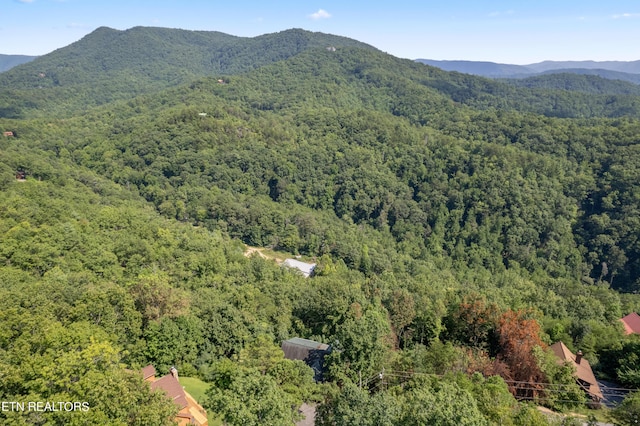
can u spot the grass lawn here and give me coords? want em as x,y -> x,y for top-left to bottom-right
179,376 -> 210,403
179,377 -> 223,425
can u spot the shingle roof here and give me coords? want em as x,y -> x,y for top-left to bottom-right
141,366 -> 208,425
550,341 -> 603,401
284,338 -> 330,351
282,338 -> 331,382
150,374 -> 188,409
141,364 -> 156,380
620,312 -> 640,335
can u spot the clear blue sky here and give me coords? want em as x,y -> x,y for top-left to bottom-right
2,0 -> 639,64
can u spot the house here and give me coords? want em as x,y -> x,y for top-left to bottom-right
282,259 -> 316,278
3,131 -> 14,137
550,342 -> 603,404
620,312 -> 640,335
282,338 -> 331,382
143,366 -> 208,426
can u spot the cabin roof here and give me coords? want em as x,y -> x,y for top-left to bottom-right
620,312 -> 640,335
550,341 -> 603,400
150,374 -> 189,409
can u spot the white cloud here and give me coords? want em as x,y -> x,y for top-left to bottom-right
309,9 -> 331,20
17,0 -> 35,3
612,12 -> 640,19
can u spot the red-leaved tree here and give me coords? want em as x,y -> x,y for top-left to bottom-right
496,309 -> 547,401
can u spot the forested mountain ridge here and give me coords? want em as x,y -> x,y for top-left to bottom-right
2,26 -> 640,120
502,73 -> 640,95
5,44 -> 637,288
417,58 -> 640,83
0,26 -> 376,118
211,47 -> 640,119
415,59 -> 536,76
528,60 -> 640,74
9,45 -> 637,292
1,26 -> 376,88
2,27 -> 640,425
536,68 -> 640,85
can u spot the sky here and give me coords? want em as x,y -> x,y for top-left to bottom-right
2,0 -> 640,64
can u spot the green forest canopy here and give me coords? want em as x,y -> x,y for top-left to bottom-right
2,26 -> 640,425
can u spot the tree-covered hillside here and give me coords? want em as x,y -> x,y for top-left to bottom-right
2,27 -> 640,120
0,27 -> 376,118
2,27 -> 640,425
503,73 -> 640,95
7,46 -> 639,291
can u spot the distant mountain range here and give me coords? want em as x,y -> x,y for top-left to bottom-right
3,26 -> 640,120
415,59 -> 640,83
526,60 -> 640,74
0,54 -> 37,72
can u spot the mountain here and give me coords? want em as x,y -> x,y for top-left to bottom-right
0,54 -> 37,73
2,26 -> 376,89
538,68 -> 640,85
526,60 -> 640,74
2,26 -> 638,122
0,26 -> 376,117
4,41 -> 640,290
3,29 -> 640,121
415,59 -> 534,77
502,72 -> 640,95
416,58 -> 640,84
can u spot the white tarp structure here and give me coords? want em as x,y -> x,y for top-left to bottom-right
282,258 -> 316,277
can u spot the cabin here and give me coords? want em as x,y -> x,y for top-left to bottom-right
282,259 -> 316,278
550,342 -> 603,405
282,338 -> 331,382
3,131 -> 14,137
620,312 -> 640,335
143,366 -> 208,426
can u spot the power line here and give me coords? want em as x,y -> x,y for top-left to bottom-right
383,369 -> 639,392
362,368 -> 638,406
